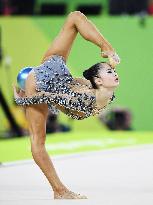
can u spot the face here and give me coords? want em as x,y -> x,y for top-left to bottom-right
95,63 -> 119,88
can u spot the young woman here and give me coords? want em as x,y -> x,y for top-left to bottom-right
13,11 -> 120,199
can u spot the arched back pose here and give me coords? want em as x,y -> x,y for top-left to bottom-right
13,11 -> 120,199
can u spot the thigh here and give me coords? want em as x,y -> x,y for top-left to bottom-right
24,67 -> 52,148
41,13 -> 78,63
25,103 -> 48,148
24,69 -> 49,145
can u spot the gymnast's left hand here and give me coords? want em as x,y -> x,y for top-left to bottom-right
12,84 -> 26,98
101,50 -> 121,68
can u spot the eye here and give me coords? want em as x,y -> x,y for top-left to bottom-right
107,71 -> 112,73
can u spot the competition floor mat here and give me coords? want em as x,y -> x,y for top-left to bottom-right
1,144 -> 153,205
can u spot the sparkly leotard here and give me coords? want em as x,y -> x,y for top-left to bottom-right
14,55 -> 115,120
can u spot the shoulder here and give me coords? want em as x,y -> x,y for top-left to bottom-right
72,77 -> 92,87
68,77 -> 96,100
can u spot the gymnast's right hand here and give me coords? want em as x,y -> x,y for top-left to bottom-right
12,84 -> 26,98
101,50 -> 121,68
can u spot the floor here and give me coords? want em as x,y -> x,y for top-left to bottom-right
1,144 -> 153,205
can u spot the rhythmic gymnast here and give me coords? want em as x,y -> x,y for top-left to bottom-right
13,11 -> 120,199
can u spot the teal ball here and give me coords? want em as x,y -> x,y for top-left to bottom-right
17,67 -> 33,91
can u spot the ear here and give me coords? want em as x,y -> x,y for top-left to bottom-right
95,78 -> 103,86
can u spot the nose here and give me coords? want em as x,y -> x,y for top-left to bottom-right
114,73 -> 119,79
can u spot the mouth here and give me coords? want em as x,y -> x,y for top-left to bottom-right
115,77 -> 119,82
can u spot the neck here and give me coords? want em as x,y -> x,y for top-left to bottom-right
94,85 -> 116,107
99,85 -> 115,95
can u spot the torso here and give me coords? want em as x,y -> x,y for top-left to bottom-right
24,61 -> 114,119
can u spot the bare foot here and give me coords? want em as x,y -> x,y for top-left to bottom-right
54,189 -> 88,199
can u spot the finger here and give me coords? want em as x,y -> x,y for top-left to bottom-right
112,58 -> 120,65
12,86 -> 20,98
19,90 -> 25,97
113,57 -> 120,64
101,51 -> 108,58
112,54 -> 120,64
13,86 -> 18,93
108,58 -> 116,68
101,53 -> 108,58
12,84 -> 16,90
13,90 -> 18,98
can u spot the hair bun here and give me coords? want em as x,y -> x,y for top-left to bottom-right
83,70 -> 90,80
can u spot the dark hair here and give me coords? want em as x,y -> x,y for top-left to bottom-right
83,62 -> 105,89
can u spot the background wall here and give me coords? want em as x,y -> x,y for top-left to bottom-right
0,16 -> 152,131
35,0 -> 108,13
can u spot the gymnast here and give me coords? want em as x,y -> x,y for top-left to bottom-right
13,11 -> 120,199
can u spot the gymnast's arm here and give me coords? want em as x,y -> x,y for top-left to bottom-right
41,11 -> 115,63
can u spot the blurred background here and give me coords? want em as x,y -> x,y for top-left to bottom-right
0,0 -> 153,163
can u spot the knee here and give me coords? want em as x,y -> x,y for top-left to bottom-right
68,11 -> 86,22
31,142 -> 45,156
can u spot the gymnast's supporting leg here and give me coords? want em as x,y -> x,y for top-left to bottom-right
25,104 -> 69,195
19,63 -> 87,199
25,104 -> 87,199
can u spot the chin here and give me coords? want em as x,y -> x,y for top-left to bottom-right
115,82 -> 119,87
111,82 -> 119,88
104,82 -> 119,88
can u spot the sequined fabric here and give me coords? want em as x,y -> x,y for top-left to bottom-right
33,55 -> 72,92
14,55 -> 116,120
